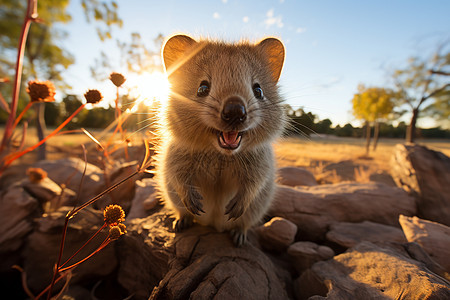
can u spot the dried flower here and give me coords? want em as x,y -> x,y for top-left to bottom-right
109,72 -> 126,87
26,167 -> 47,183
108,226 -> 124,240
84,89 -> 103,104
104,204 -> 125,226
118,223 -> 127,234
26,80 -> 56,102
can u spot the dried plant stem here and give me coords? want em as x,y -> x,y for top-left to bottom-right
44,142 -> 150,299
2,103 -> 86,169
35,271 -> 69,300
11,101 -> 33,132
58,223 -> 107,269
58,236 -> 112,273
46,217 -> 69,300
0,0 -> 37,151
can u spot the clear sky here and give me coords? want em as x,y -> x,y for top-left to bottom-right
59,0 -> 450,127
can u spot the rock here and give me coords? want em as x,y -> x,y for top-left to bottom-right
287,241 -> 334,272
0,185 -> 39,253
94,161 -> 142,212
117,207 -> 175,300
270,183 -> 416,241
150,225 -> 288,300
391,144 -> 450,226
23,177 -> 77,211
296,241 -> 450,299
403,242 -> 450,281
34,158 -> 105,203
126,178 -> 160,220
399,215 -> 450,272
256,217 -> 298,252
276,167 -> 317,187
369,170 -> 396,187
326,221 -> 407,248
22,207 -> 117,293
321,160 -> 362,182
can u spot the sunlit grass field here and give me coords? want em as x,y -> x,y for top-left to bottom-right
2,126 -> 449,175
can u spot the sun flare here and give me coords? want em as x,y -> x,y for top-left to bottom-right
129,71 -> 170,107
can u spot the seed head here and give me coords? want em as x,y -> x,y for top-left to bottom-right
26,80 -> 56,102
118,223 -> 127,234
84,89 -> 103,104
104,204 -> 125,226
108,226 -> 123,240
109,72 -> 126,87
26,167 -> 47,183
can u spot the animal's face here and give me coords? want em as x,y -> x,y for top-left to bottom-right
162,35 -> 286,155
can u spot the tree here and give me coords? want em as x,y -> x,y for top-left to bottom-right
351,85 -> 397,155
284,106 -> 318,137
392,42 -> 450,143
90,32 -> 164,81
0,0 -> 122,159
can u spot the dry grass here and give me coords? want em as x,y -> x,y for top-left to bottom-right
274,135 -> 450,184
2,126 -> 450,183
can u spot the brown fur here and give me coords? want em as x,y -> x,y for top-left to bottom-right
156,35 -> 286,246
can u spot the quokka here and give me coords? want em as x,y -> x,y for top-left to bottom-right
156,34 -> 286,246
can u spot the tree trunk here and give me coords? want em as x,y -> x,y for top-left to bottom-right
372,121 -> 380,151
365,121 -> 371,156
35,102 -> 46,160
406,108 -> 419,143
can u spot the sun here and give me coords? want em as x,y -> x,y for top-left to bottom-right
129,71 -> 171,107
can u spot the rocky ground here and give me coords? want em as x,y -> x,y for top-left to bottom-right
0,138 -> 449,299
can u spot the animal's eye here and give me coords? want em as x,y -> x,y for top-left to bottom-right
253,83 -> 263,100
197,81 -> 210,97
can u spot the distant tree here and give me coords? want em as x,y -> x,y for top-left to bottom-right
351,85 -> 397,154
315,118 -> 333,134
392,42 -> 450,142
90,32 -> 164,81
0,0 -> 122,158
285,107 -> 318,137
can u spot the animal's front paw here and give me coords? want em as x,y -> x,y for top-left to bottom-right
225,194 -> 245,220
230,229 -> 247,247
174,214 -> 194,232
183,187 -> 205,216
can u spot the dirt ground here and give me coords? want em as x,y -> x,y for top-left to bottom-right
1,127 -> 450,185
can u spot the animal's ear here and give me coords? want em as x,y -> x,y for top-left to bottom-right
162,34 -> 197,74
256,38 -> 285,82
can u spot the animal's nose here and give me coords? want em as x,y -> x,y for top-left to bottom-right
221,97 -> 247,124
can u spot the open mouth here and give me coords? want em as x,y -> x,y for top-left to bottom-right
217,131 -> 243,150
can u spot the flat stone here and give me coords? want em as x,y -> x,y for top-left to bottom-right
326,221 -> 407,248
270,182 -> 416,241
296,241 -> 450,299
399,215 -> 450,272
276,166 -> 317,187
391,144 -> 450,226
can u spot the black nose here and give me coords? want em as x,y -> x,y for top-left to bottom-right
221,97 -> 247,124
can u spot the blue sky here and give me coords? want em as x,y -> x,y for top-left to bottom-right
60,0 -> 450,127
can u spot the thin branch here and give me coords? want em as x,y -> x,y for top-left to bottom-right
422,82 -> 450,103
430,70 -> 450,76
0,0 -> 38,151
